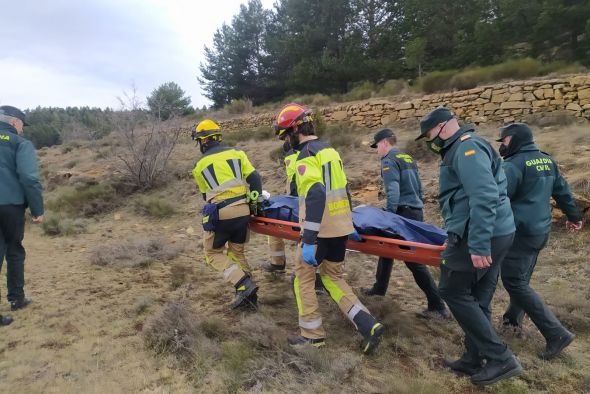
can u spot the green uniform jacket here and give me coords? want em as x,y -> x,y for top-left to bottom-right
503,142 -> 581,235
381,148 -> 424,213
438,126 -> 514,257
0,122 -> 44,217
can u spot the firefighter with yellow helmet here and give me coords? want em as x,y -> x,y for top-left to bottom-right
273,103 -> 384,354
192,119 -> 263,310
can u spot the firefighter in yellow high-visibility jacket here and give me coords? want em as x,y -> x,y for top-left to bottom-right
193,119 -> 262,310
273,104 -> 385,354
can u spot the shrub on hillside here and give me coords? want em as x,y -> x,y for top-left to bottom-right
222,126 -> 274,146
41,214 -> 87,236
342,81 -> 376,102
419,58 -> 587,93
377,79 -> 408,97
134,196 -> 176,218
224,98 -> 253,115
46,183 -> 118,217
417,70 -> 457,93
116,89 -> 183,191
89,238 -> 183,268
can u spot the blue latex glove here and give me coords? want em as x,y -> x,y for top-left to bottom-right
301,243 -> 318,267
348,229 -> 362,242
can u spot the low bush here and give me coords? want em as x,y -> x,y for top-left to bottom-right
224,99 -> 253,115
46,183 -> 118,217
341,81 -> 376,102
41,214 -> 87,236
89,238 -> 183,268
134,196 -> 176,218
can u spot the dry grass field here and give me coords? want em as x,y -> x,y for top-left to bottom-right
0,120 -> 589,393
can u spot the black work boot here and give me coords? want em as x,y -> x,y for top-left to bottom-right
417,307 -> 452,321
0,314 -> 14,326
261,261 -> 286,273
230,276 -> 259,310
353,309 -> 385,355
470,356 -> 523,386
10,297 -> 32,311
360,287 -> 386,297
540,330 -> 575,360
443,354 -> 483,376
287,335 -> 326,348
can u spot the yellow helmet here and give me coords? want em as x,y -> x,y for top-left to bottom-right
194,119 -> 221,139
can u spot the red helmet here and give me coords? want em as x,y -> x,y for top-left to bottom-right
273,103 -> 312,138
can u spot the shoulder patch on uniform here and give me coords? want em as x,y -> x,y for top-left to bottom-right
382,166 -> 390,171
298,165 -> 306,176
464,149 -> 476,156
460,134 -> 471,141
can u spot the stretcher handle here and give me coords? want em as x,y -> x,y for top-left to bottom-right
250,216 -> 446,251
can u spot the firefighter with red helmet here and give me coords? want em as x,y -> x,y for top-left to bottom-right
273,103 -> 384,354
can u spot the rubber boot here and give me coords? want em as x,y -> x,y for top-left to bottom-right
353,310 -> 385,355
230,275 -> 259,310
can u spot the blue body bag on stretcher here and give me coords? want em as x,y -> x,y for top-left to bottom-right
261,195 -> 447,246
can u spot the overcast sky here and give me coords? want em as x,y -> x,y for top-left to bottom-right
0,0 -> 275,111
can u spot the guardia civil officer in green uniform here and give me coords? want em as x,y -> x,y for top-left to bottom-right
274,103 -> 384,354
417,107 -> 521,386
0,106 -> 44,325
497,123 -> 582,359
193,119 -> 263,310
363,128 -> 450,319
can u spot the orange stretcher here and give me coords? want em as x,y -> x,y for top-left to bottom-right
249,216 -> 445,267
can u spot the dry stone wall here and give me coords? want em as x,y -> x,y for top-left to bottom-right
217,74 -> 590,131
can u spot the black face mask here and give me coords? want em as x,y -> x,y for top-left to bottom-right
282,140 -> 292,154
288,133 -> 301,151
499,144 -> 508,157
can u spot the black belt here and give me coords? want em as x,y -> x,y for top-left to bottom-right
216,195 -> 247,210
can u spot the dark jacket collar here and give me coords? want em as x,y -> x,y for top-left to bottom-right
440,125 -> 475,158
0,121 -> 18,135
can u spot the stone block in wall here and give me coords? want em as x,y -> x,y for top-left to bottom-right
578,88 -> 590,100
473,98 -> 489,105
532,100 -> 549,108
523,86 -> 534,91
381,113 -> 399,125
468,87 -> 484,94
533,89 -> 544,99
523,92 -> 536,101
539,84 -> 552,89
509,92 -> 524,101
480,89 -> 492,99
543,89 -> 554,98
399,109 -> 415,118
395,102 -> 413,110
564,92 -> 578,100
491,94 -> 507,103
580,99 -> 590,106
583,104 -> 590,110
566,103 -> 582,111
493,88 -> 507,95
349,115 -> 364,122
554,89 -> 563,100
483,103 -> 499,111
509,86 -> 522,93
503,117 -> 515,123
554,84 -> 565,89
331,111 -> 348,121
550,99 -> 565,106
569,76 -> 590,87
501,101 -> 531,109
411,99 -> 422,108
